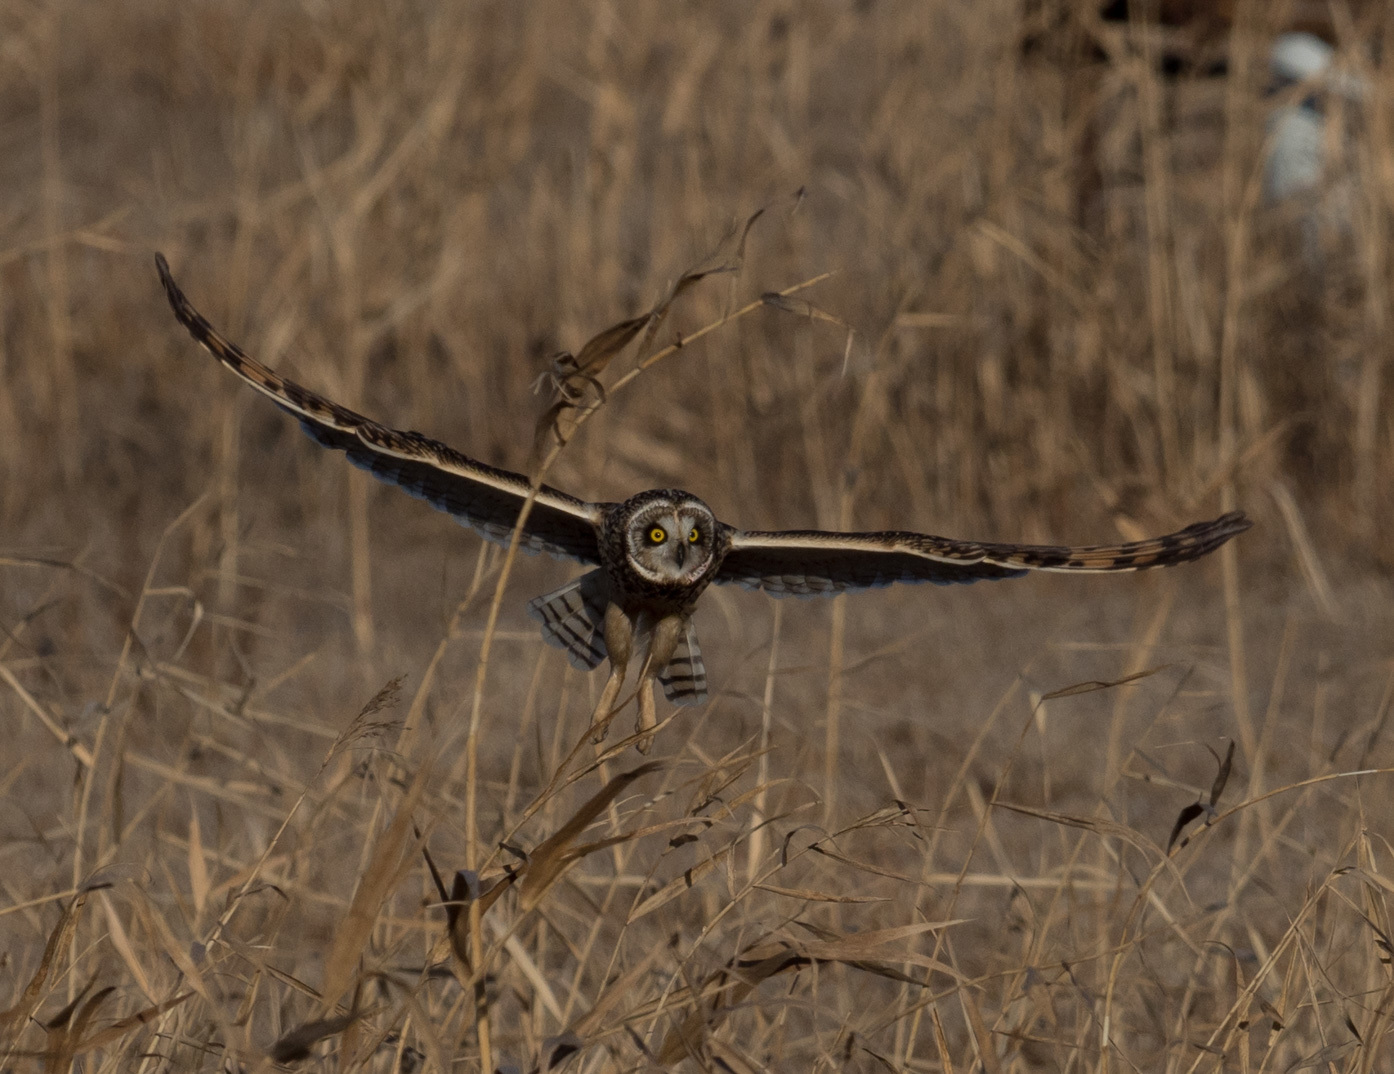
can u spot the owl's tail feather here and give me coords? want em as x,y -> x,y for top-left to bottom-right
527,571 -> 609,670
659,618 -> 707,706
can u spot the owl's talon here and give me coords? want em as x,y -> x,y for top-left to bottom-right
589,667 -> 626,746
590,713 -> 614,744
633,681 -> 658,754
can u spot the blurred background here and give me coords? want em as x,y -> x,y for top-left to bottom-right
2,1 -> 1393,1070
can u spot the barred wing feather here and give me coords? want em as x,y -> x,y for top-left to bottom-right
157,254 -> 604,564
715,513 -> 1251,597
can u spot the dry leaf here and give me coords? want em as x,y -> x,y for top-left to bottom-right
520,761 -> 663,910
628,845 -> 731,922
657,949 -> 795,1064
753,884 -> 887,904
1040,666 -> 1169,701
995,802 -> 1164,863
1167,803 -> 1205,854
1,895 -> 89,1039
1283,1040 -> 1358,1072
270,1013 -> 364,1063
787,920 -> 966,963
68,993 -> 192,1054
45,985 -> 114,1074
320,766 -> 428,1010
1209,739 -> 1236,806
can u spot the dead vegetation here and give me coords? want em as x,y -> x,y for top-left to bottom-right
2,1 -> 1393,1070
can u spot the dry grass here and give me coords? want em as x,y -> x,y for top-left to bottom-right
3,1 -> 1394,1070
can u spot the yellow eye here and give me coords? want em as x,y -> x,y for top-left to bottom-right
649,527 -> 667,544
688,528 -> 700,543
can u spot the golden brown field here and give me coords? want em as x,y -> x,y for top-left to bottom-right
3,2 -> 1393,1071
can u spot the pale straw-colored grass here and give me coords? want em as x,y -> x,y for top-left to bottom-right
2,2 -> 1393,1071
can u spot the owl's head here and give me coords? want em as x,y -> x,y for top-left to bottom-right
622,490 -> 719,586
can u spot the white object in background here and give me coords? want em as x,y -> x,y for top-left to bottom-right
1264,33 -> 1336,203
1263,32 -> 1369,262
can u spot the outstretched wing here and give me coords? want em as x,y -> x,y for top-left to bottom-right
714,512 -> 1251,597
157,254 -> 604,563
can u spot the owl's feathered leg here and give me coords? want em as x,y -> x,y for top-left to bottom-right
632,616 -> 684,754
589,603 -> 633,744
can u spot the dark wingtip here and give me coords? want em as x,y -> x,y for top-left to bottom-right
154,251 -> 182,312
1182,509 -> 1252,563
154,252 -> 207,342
1217,510 -> 1254,535
154,251 -> 173,293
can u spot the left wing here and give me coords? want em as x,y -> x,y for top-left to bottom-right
156,254 -> 605,563
714,512 -> 1251,597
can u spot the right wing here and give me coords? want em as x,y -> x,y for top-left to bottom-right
157,254 -> 604,564
714,513 -> 1251,596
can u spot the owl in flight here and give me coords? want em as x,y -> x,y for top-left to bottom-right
157,255 -> 1250,750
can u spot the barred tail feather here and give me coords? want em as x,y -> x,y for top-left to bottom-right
526,570 -> 609,670
659,619 -> 707,706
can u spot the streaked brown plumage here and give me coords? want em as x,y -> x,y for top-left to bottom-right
157,254 -> 1252,750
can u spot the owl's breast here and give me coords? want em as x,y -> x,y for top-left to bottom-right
606,561 -> 715,616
